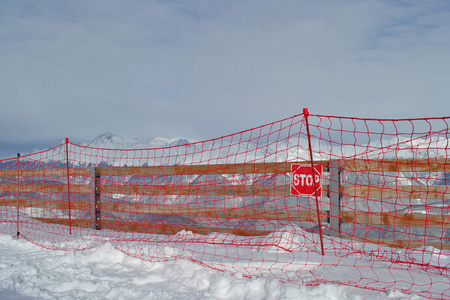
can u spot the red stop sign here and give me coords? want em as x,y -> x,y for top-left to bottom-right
291,164 -> 323,197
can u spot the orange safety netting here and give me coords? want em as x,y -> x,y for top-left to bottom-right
1,110 -> 449,298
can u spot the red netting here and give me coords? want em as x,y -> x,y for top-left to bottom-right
1,112 -> 449,298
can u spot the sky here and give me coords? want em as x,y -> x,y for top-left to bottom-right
1,0 -> 450,157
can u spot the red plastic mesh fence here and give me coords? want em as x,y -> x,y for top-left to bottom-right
1,111 -> 449,298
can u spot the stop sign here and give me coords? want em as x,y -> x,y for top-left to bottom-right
291,164 -> 323,197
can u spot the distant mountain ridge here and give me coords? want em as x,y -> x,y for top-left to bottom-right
82,133 -> 192,150
3,131 -> 450,169
0,133 -> 194,159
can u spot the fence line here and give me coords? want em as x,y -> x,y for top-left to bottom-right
1,158 -> 448,242
1,111 -> 449,298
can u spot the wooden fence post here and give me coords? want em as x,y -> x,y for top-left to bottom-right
329,160 -> 341,237
90,166 -> 101,230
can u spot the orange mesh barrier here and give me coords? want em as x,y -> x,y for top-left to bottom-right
1,110 -> 449,298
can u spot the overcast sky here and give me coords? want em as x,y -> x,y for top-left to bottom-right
1,0 -> 449,157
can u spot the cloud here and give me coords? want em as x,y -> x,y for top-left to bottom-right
0,0 -> 449,154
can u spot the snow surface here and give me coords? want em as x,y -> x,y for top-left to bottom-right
0,233 -> 421,300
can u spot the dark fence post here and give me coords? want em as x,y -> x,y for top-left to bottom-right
90,166 -> 101,230
329,160 -> 342,237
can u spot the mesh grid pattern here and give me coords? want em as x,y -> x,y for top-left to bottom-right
1,112 -> 449,298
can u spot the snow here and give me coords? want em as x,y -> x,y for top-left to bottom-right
1,212 -> 444,299
0,233 -> 421,300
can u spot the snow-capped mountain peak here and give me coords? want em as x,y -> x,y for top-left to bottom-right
83,133 -> 192,150
83,132 -> 148,149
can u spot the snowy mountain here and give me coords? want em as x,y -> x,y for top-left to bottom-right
83,132 -> 148,149
83,132 -> 192,150
4,130 -> 450,167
